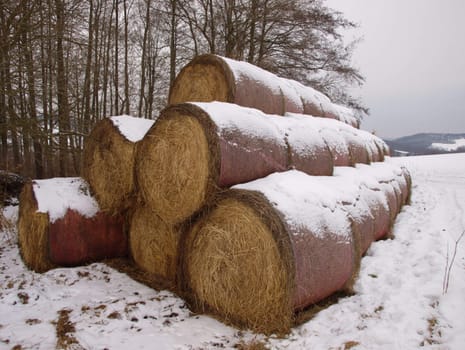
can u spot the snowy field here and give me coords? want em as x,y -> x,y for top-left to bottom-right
1,153 -> 464,349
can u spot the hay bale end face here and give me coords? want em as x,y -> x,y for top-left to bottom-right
129,205 -> 180,281
180,192 -> 294,334
18,178 -> 127,272
82,115 -> 154,214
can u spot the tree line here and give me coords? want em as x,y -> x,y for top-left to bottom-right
0,0 -> 365,179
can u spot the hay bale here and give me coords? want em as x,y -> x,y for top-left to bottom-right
307,117 -> 387,167
271,114 -> 334,176
399,166 -> 412,205
136,102 -> 334,224
309,118 -> 352,166
82,115 -> 154,214
169,54 -> 296,115
179,171 -> 359,334
169,54 -> 360,126
129,205 -> 180,281
18,178 -> 127,273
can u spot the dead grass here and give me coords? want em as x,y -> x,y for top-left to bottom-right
234,339 -> 268,350
54,309 -> 83,350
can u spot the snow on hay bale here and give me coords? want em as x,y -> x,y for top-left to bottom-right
168,54 -> 360,127
18,177 -> 127,273
291,115 -> 387,167
82,115 -> 154,214
179,163 -> 412,334
135,102 -> 334,224
129,205 -> 180,281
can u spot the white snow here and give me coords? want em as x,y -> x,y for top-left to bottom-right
1,153 -> 465,349
429,138 -> 465,152
110,115 -> 155,143
192,102 -> 383,159
233,161 -> 405,239
32,177 -> 99,223
235,170 -> 352,238
221,56 -> 283,95
192,102 -> 285,146
220,55 -> 360,125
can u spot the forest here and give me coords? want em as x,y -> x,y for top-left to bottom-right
0,0 -> 365,179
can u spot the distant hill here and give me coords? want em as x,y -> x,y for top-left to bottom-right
385,133 -> 465,156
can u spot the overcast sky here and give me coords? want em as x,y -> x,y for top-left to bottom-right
325,0 -> 465,138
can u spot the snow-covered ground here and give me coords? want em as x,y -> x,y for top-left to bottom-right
1,153 -> 464,349
430,138 -> 465,152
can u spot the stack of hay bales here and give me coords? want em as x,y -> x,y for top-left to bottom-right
18,115 -> 154,272
150,55 -> 410,333
17,54 -> 412,335
179,164 -> 411,333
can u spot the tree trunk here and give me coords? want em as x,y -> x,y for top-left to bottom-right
82,0 -> 94,135
123,0 -> 130,115
23,29 -> 44,178
54,0 -> 71,176
169,0 -> 177,88
138,0 -> 150,118
113,0 -> 119,115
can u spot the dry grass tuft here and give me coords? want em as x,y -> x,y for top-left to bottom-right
17,182 -> 55,273
54,309 -> 82,350
234,339 -> 269,350
180,192 -> 294,334
82,118 -> 137,214
129,205 -> 180,281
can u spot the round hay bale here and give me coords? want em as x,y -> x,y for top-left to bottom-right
346,197 -> 376,256
180,172 -> 357,334
169,54 -> 358,126
169,54 -> 286,115
400,166 -> 413,205
136,102 -> 334,224
345,133 -> 371,165
373,138 -> 387,162
312,118 -> 352,166
129,205 -> 180,281
363,187 -> 392,241
18,178 -> 127,272
274,114 -> 334,176
82,115 -> 154,214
